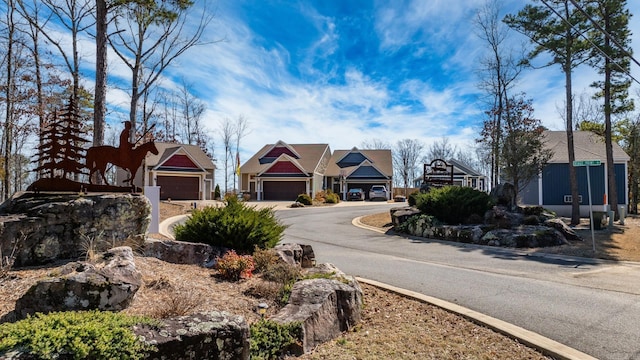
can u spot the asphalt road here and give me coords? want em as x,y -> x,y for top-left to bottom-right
277,203 -> 640,360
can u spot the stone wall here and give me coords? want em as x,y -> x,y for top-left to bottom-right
0,192 -> 151,266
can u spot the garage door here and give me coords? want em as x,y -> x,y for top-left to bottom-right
263,181 -> 306,201
157,176 -> 199,200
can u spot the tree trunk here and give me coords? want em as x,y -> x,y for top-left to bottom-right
94,0 -> 107,148
565,43 -> 580,225
3,1 -> 15,200
603,34 -> 618,218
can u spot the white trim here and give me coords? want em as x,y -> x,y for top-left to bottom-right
538,173 -> 543,206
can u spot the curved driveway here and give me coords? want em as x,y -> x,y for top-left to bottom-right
277,203 -> 640,360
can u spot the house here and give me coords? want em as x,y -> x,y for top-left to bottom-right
325,148 -> 393,200
120,142 -> 216,200
413,158 -> 487,192
520,131 -> 629,217
238,142 -> 394,201
239,141 -> 332,201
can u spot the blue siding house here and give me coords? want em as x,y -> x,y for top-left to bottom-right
521,131 -> 629,217
325,148 -> 394,200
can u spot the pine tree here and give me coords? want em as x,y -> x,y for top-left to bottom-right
587,0 -> 634,218
505,0 -> 591,224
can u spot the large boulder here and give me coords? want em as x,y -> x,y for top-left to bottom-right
134,311 -> 249,360
390,206 -> 421,226
273,243 -> 316,268
544,218 -> 583,242
14,247 -> 142,318
0,193 -> 151,266
270,277 -> 362,354
484,205 -> 524,228
144,238 -> 226,268
490,183 -> 517,210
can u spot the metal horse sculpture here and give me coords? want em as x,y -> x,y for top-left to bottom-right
86,141 -> 159,186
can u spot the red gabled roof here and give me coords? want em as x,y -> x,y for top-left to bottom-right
162,154 -> 198,169
264,160 -> 304,174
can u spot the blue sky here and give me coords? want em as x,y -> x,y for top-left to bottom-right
103,1 -> 640,167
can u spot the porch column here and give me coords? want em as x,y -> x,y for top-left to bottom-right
257,178 -> 262,201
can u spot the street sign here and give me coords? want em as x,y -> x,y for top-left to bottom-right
573,160 -> 601,166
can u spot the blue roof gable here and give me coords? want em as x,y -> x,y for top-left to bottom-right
348,166 -> 386,179
338,152 -> 367,167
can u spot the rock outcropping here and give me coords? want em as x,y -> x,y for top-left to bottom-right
271,277 -> 363,354
0,192 -> 151,266
14,247 -> 142,318
135,311 -> 250,360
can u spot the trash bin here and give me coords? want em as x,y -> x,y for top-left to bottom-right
592,211 -> 605,230
607,210 -> 615,227
618,205 -> 627,225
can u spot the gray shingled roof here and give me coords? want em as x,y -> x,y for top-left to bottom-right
325,149 -> 393,177
544,131 -> 629,163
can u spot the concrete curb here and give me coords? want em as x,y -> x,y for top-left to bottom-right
356,277 -> 597,360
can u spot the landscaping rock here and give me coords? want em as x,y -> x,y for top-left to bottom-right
0,193 -> 151,266
271,277 -> 362,354
134,310 -> 249,360
390,206 -> 421,226
544,218 -> 583,242
274,243 -> 316,268
490,183 -> 517,210
144,238 -> 226,267
481,226 -> 569,248
14,247 -> 142,318
484,206 -> 524,228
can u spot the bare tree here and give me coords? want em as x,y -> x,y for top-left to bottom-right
177,79 -> 206,145
393,139 -> 424,196
108,0 -> 214,144
360,138 -> 391,150
29,0 -> 94,102
233,114 -> 250,192
475,0 -> 523,189
423,137 -> 458,163
220,117 -> 234,193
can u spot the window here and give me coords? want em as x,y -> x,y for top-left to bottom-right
564,195 -> 582,203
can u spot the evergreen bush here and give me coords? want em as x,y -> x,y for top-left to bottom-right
417,186 -> 494,225
0,310 -> 155,360
173,197 -> 287,253
214,184 -> 221,200
295,193 -> 313,205
250,319 -> 302,360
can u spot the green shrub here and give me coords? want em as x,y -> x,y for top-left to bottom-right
215,250 -> 255,281
295,193 -> 312,205
214,184 -> 221,200
173,197 -> 287,253
407,191 -> 420,206
0,310 -> 156,360
250,319 -> 302,360
252,247 -> 280,273
324,192 -> 340,204
416,186 -> 494,225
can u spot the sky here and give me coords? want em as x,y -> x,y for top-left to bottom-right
37,0 -> 640,179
